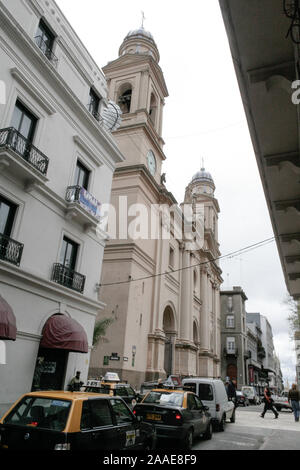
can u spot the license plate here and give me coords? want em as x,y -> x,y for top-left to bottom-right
146,413 -> 161,421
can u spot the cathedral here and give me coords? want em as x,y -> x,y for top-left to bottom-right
89,26 -> 223,387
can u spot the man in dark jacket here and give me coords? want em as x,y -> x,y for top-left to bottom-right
288,384 -> 300,422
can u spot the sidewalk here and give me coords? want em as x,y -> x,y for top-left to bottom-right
234,408 -> 300,432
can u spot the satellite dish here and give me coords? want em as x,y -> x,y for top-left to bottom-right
102,100 -> 122,131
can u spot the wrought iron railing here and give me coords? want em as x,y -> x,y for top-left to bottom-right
87,103 -> 101,122
51,263 -> 85,293
224,347 -> 238,357
0,233 -> 23,266
34,36 -> 58,67
0,127 -> 49,176
66,185 -> 101,220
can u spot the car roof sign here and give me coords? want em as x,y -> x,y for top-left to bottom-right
103,372 -> 120,382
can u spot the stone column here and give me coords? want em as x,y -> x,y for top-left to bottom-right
180,245 -> 191,341
200,266 -> 209,352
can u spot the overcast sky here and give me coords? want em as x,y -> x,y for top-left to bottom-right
56,0 -> 296,386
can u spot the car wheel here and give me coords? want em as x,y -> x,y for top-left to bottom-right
230,410 -> 235,423
183,429 -> 194,450
218,414 -> 226,432
202,422 -> 213,440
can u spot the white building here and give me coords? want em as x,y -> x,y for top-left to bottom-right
0,0 -> 123,414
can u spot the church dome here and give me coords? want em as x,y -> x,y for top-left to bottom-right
119,26 -> 160,63
125,27 -> 155,42
191,168 -> 214,185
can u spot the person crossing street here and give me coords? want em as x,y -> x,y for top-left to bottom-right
260,385 -> 279,419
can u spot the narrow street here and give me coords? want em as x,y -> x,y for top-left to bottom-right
193,405 -> 300,450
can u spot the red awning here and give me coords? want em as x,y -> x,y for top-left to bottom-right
40,314 -> 88,353
0,295 -> 17,341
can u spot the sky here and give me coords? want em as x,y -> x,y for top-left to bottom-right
56,0 -> 296,386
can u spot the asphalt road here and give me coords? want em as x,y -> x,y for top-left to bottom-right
192,404 -> 300,450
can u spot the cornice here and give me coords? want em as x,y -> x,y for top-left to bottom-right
103,53 -> 168,98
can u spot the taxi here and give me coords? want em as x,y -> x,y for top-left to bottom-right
0,390 -> 156,450
84,372 -> 138,408
133,388 -> 212,450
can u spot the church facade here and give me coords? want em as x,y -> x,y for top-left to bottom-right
89,27 -> 223,387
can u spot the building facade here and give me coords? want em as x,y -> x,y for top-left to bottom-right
220,287 -> 248,389
0,0 -> 123,414
246,315 -> 265,395
89,27 -> 223,388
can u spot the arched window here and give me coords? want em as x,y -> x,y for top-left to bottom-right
149,93 -> 157,126
118,87 -> 132,114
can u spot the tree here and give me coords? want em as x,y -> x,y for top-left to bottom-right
92,317 -> 114,347
284,295 -> 300,339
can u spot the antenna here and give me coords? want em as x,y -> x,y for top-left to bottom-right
141,11 -> 146,28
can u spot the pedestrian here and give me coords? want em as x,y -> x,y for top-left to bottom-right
157,378 -> 164,389
68,371 -> 83,392
288,383 -> 300,422
226,379 -> 237,402
260,385 -> 278,419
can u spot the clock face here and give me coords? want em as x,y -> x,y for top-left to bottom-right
147,150 -> 156,176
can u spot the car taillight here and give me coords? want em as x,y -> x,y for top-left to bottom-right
133,410 -> 136,415
175,413 -> 182,420
54,443 -> 71,450
216,404 -> 220,412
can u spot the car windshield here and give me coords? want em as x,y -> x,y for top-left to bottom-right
3,396 -> 71,431
242,388 -> 252,397
143,392 -> 183,407
84,386 -> 111,394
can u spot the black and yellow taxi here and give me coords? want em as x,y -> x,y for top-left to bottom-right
84,373 -> 138,408
0,391 -> 156,450
133,388 -> 212,450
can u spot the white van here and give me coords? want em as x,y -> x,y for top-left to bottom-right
182,378 -> 235,431
241,386 -> 261,405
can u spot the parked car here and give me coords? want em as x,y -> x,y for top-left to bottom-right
133,388 -> 212,450
182,377 -> 235,431
138,375 -> 183,401
84,372 -> 138,408
271,392 -> 292,412
236,391 -> 250,407
0,391 -> 156,450
241,386 -> 261,405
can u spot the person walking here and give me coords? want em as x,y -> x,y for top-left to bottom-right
225,379 -> 237,407
260,385 -> 279,419
288,383 -> 300,422
68,371 -> 83,392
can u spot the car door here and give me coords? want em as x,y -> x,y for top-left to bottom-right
78,398 -> 120,450
109,398 -> 143,450
194,395 -> 209,433
186,393 -> 203,435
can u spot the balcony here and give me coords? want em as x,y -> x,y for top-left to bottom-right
224,347 -> 238,358
258,347 -> 266,359
34,36 -> 58,68
51,263 -> 85,294
0,127 -> 49,187
0,233 -> 23,266
244,350 -> 252,359
65,185 -> 101,229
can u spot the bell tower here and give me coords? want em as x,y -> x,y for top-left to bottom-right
102,26 -> 169,185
